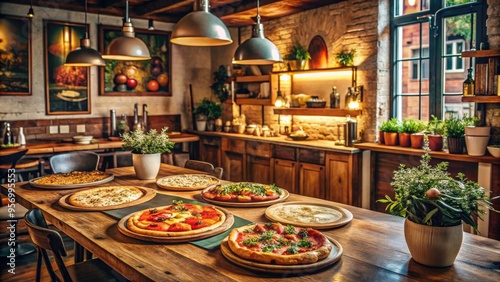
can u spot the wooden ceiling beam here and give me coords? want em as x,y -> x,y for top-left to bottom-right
136,0 -> 193,16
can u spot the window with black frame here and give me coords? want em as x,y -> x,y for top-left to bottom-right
391,0 -> 487,120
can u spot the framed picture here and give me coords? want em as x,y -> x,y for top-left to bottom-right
0,15 -> 31,96
98,25 -> 171,96
44,20 -> 90,115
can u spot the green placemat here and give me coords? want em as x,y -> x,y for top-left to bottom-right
103,194 -> 252,251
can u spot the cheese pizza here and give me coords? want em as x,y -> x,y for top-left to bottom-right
33,170 -> 112,185
156,174 -> 219,190
227,222 -> 332,265
68,186 -> 144,208
126,201 -> 226,237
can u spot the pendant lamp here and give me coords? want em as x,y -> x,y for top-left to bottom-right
65,0 -> 105,66
233,0 -> 282,65
102,0 -> 150,60
27,0 -> 34,18
171,0 -> 232,46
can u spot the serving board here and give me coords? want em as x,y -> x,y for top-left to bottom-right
201,187 -> 289,208
220,236 -> 343,274
264,201 -> 353,229
29,173 -> 114,189
117,207 -> 234,243
156,174 -> 220,191
58,186 -> 156,211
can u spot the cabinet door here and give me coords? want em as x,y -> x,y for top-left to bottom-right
298,163 -> 325,199
199,136 -> 221,167
272,159 -> 298,194
325,152 -> 360,206
222,151 -> 245,182
246,155 -> 272,184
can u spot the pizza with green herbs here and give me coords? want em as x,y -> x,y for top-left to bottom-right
202,182 -> 283,202
227,222 -> 332,265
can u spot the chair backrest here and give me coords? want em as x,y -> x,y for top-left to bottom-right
184,160 -> 223,179
0,149 -> 28,179
50,151 -> 100,173
25,208 -> 71,282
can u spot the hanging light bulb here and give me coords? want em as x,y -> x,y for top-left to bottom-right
65,0 -> 105,66
274,91 -> 285,107
148,19 -> 155,30
102,0 -> 151,60
233,0 -> 282,65
27,0 -> 34,18
171,0 -> 232,46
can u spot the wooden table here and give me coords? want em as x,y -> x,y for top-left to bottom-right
3,164 -> 499,281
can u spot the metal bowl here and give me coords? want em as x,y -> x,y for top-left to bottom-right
306,101 -> 326,108
288,135 -> 308,141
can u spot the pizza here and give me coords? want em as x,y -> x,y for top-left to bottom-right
68,186 -> 144,208
157,174 -> 219,190
227,222 -> 332,265
202,182 -> 283,202
33,170 -> 112,185
267,204 -> 344,224
126,201 -> 226,237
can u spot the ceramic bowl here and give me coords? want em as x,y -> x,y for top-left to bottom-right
73,135 -> 93,145
487,146 -> 500,158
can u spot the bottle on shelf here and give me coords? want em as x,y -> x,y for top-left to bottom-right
330,86 -> 340,109
463,68 -> 475,97
3,122 -> 12,145
344,87 -> 353,109
17,127 -> 26,146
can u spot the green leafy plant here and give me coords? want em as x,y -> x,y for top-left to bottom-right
284,41 -> 311,60
335,49 -> 356,66
121,127 -> 175,154
444,114 -> 465,138
193,98 -> 222,120
379,118 -> 401,133
462,115 -> 479,127
210,65 -> 230,103
401,119 -> 427,134
427,115 -> 445,135
378,152 -> 498,231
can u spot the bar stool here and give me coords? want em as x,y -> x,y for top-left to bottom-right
0,157 -> 45,182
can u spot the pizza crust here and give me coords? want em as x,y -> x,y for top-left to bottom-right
68,186 -> 144,207
227,224 -> 332,265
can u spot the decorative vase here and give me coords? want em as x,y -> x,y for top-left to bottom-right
404,219 -> 463,267
287,60 -> 308,71
132,153 -> 161,180
379,131 -> 385,144
384,132 -> 399,146
399,133 -> 411,147
447,137 -> 464,154
196,120 -> 207,132
428,135 -> 443,151
410,134 -> 424,149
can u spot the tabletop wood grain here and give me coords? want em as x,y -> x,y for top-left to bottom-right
3,164 -> 499,281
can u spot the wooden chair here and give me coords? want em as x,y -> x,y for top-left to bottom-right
49,152 -> 100,173
184,160 -> 223,179
24,208 -> 126,282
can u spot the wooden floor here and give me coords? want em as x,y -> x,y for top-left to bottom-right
0,219 -> 76,282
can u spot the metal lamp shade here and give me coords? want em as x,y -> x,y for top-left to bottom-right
171,11 -> 232,46
103,22 -> 151,60
65,38 -> 105,66
233,24 -> 282,65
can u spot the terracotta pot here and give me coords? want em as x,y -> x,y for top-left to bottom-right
404,219 -> 463,267
378,131 -> 385,144
428,135 -> 443,151
410,134 -> 424,149
384,132 -> 399,146
399,133 -> 411,147
447,137 -> 465,154
132,153 -> 161,180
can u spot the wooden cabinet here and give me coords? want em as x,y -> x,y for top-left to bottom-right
246,141 -> 272,183
325,152 -> 360,206
199,136 -> 221,167
221,138 -> 246,181
272,158 -> 298,194
298,162 -> 325,199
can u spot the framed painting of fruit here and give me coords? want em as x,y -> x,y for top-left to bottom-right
44,20 -> 90,115
98,25 -> 171,96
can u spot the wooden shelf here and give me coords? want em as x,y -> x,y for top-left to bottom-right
461,50 -> 500,58
271,66 -> 356,75
273,108 -> 362,117
234,98 -> 273,106
462,96 -> 500,103
234,75 -> 270,83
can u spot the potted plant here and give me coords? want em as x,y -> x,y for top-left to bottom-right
193,98 -> 218,131
335,49 -> 356,67
463,116 -> 490,156
284,41 -> 311,71
380,118 -> 400,146
378,151 -> 499,267
444,115 -> 465,154
121,127 -> 175,179
210,65 -> 230,103
399,119 -> 426,148
427,115 -> 445,151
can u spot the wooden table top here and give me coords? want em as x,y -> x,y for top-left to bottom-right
0,133 -> 199,156
3,164 -> 499,281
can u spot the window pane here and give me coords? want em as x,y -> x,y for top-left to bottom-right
443,96 -> 475,119
395,0 -> 430,16
421,59 -> 429,79
398,25 -> 423,60
443,70 -> 464,94
446,0 -> 476,8
400,95 -> 429,120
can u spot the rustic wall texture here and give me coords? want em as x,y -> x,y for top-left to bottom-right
486,0 -> 500,144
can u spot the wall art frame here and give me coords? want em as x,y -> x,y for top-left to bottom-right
98,25 -> 171,96
44,20 -> 90,115
0,14 -> 32,96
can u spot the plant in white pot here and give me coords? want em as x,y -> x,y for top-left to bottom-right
463,116 -> 491,156
378,150 -> 498,267
121,128 -> 175,179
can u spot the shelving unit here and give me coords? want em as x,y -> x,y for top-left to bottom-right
461,96 -> 500,103
273,108 -> 362,117
460,49 -> 499,98
233,75 -> 274,106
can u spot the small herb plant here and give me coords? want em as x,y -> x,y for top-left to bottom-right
401,119 -> 426,134
379,118 -> 401,133
121,127 -> 175,154
284,41 -> 311,60
427,115 -> 445,135
444,115 -> 465,138
378,151 -> 498,231
335,49 -> 356,66
193,98 -> 222,120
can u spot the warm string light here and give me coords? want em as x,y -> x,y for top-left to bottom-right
27,0 -> 34,17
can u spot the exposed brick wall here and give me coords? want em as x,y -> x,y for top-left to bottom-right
486,0 -> 500,145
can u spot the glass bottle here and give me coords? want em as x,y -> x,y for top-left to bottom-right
18,127 -> 26,146
3,122 -> 12,145
463,68 -> 475,96
117,114 -> 130,136
330,86 -> 340,109
344,87 -> 353,109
